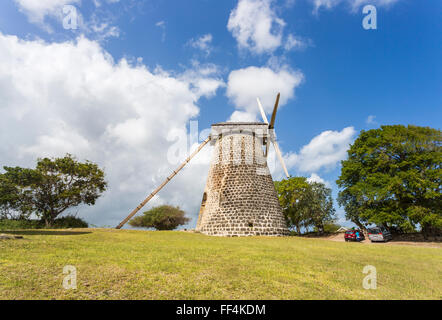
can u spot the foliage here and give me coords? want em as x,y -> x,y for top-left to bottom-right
0,216 -> 88,230
0,219 -> 42,230
129,205 -> 190,230
275,177 -> 336,234
51,216 -> 89,228
337,125 -> 441,234
0,154 -> 107,226
321,221 -> 342,233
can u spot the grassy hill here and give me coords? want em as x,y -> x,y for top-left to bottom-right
0,229 -> 440,299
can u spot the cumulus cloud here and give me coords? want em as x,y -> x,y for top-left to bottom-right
0,33 -> 224,228
307,173 -> 330,187
284,34 -> 311,51
311,0 -> 400,12
188,34 -> 213,56
284,127 -> 356,172
366,115 -> 377,125
14,0 -> 80,25
227,0 -> 286,54
14,0 -> 120,40
226,66 -> 303,120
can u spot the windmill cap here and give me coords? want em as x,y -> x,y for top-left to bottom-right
210,122 -> 269,143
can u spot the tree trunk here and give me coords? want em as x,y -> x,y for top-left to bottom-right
353,219 -> 366,232
44,211 -> 55,228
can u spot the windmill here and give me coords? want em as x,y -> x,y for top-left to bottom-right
116,93 -> 290,236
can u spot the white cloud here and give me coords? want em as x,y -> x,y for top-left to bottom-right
307,173 -> 330,187
226,66 -> 303,120
88,13 -> 121,40
366,115 -> 376,125
228,110 -> 258,122
227,0 -> 286,54
0,33 -> 224,228
14,0 -> 120,40
179,61 -> 225,98
311,0 -> 400,12
284,127 -> 356,172
188,34 -> 213,56
14,0 -> 80,25
284,34 -> 310,51
156,21 -> 166,42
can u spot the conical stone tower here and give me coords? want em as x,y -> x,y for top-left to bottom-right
115,93 -> 290,234
196,122 -> 289,236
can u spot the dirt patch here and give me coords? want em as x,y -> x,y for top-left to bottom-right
0,233 -> 24,240
309,233 -> 442,248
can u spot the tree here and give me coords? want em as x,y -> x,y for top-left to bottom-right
0,174 -> 28,219
275,177 -> 336,234
0,154 -> 107,226
129,205 -> 190,230
275,177 -> 310,234
337,125 -> 441,235
321,220 -> 342,233
306,182 -> 336,233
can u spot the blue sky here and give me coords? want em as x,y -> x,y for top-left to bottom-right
0,0 -> 440,228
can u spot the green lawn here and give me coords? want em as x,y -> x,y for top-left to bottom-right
0,229 -> 441,300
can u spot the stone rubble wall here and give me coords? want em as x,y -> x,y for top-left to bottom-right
196,130 -> 289,237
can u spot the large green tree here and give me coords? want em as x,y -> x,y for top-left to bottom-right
129,205 -> 190,230
0,154 -> 107,226
275,177 -> 336,234
337,125 -> 441,234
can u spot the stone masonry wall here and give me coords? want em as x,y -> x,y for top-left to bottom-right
196,127 -> 289,237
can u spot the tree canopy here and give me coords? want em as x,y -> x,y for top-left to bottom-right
336,125 -> 441,234
275,177 -> 336,234
129,205 -> 190,230
0,154 -> 107,226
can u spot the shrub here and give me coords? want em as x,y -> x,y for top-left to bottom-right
52,216 -> 88,228
0,216 -> 88,230
0,219 -> 42,230
129,205 -> 190,230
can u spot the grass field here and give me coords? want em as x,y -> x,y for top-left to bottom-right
0,229 -> 441,300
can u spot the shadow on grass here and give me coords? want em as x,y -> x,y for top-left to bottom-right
0,230 -> 91,236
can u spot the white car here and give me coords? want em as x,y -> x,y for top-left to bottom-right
367,227 -> 392,242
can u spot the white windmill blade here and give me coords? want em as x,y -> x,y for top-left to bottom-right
271,137 -> 289,178
256,97 -> 269,124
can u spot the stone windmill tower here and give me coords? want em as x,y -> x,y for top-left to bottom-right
116,94 -> 290,237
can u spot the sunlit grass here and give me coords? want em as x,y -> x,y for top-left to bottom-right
0,229 -> 440,299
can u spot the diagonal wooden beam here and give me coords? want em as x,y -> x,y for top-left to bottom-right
116,136 -> 211,229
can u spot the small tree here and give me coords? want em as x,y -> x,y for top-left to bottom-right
321,220 -> 342,233
0,154 -> 107,226
275,177 -> 310,234
129,205 -> 190,230
307,182 -> 336,233
275,177 -> 336,234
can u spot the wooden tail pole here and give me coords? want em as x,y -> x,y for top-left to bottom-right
115,136 -> 212,229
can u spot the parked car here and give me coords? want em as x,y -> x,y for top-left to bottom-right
367,227 -> 392,242
344,229 -> 365,242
